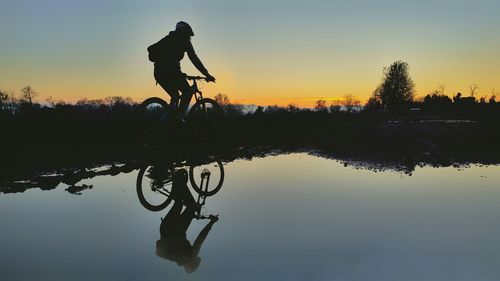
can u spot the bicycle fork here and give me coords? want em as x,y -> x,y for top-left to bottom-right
196,168 -> 211,206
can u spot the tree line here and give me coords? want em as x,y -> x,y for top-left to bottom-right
215,60 -> 497,116
363,61 -> 497,114
0,86 -> 138,115
1,60 -> 498,117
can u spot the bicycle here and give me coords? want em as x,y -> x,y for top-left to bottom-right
139,76 -> 224,148
136,159 -> 225,213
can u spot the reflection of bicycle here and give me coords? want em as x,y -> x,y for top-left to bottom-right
137,159 -> 225,212
139,76 -> 224,147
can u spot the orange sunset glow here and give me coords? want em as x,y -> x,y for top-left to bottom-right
1,1 -> 499,107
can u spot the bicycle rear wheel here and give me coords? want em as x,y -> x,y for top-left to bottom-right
139,97 -> 170,149
188,98 -> 224,140
136,165 -> 174,211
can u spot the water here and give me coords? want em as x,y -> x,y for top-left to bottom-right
1,153 -> 500,281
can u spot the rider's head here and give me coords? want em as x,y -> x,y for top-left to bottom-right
156,239 -> 201,272
184,257 -> 201,273
176,21 -> 194,37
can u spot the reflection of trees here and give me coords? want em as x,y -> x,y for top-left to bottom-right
65,184 -> 93,195
0,163 -> 139,194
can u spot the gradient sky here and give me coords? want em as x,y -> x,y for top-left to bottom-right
1,0 -> 499,107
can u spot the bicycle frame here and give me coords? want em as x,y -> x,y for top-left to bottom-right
187,76 -> 212,118
196,168 -> 211,206
187,76 -> 207,103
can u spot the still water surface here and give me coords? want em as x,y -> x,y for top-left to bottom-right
1,153 -> 500,281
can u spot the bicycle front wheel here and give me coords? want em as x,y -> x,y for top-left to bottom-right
188,98 -> 224,140
189,160 -> 225,196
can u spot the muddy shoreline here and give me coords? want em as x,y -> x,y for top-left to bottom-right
1,115 -> 499,185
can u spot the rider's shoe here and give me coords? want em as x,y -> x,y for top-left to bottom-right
208,214 -> 219,222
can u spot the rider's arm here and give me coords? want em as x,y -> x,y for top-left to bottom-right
192,219 -> 216,256
186,40 -> 210,77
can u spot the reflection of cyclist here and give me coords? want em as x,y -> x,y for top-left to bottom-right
151,21 -> 216,116
156,169 -> 218,273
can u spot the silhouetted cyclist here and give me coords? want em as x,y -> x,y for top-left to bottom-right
156,169 -> 218,273
149,21 -> 216,118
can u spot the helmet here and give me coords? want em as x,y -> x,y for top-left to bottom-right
176,21 -> 194,36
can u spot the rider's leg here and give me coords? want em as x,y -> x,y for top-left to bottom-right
165,199 -> 183,220
178,78 -> 193,116
157,80 -> 180,111
154,67 -> 180,111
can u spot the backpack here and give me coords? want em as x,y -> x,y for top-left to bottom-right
147,34 -> 171,63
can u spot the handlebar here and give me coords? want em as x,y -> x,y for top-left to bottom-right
196,214 -> 220,221
186,75 -> 215,83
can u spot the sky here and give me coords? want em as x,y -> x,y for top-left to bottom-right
1,0 -> 499,107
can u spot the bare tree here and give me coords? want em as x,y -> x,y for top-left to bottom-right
286,103 -> 300,113
104,96 -> 133,107
469,84 -> 479,97
0,89 -> 18,113
438,84 -> 446,95
45,96 -> 56,107
314,100 -> 327,112
20,86 -> 37,105
0,89 -> 7,110
490,89 -> 497,104
213,93 -> 244,115
489,95 -> 497,104
214,93 -> 230,107
342,94 -> 361,113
